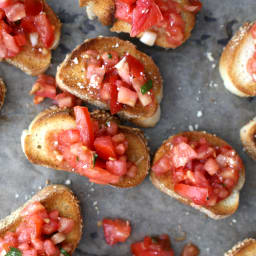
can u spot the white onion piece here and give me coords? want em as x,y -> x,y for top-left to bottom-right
140,31 -> 157,46
51,232 -> 66,244
29,33 -> 38,47
86,4 -> 96,20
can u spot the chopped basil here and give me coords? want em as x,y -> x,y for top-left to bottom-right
6,248 -> 22,256
151,237 -> 159,244
141,80 -> 153,95
76,156 -> 79,161
60,248 -> 70,256
108,53 -> 112,59
93,153 -> 98,167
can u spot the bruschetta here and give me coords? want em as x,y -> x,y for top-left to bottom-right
0,78 -> 6,109
219,22 -> 256,97
21,106 -> 150,188
150,131 -> 245,219
240,118 -> 256,160
0,0 -> 61,76
225,238 -> 256,256
0,184 -> 82,256
79,0 -> 202,48
56,37 -> 163,127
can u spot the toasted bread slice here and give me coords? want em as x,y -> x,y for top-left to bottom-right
0,185 -> 82,254
219,22 -> 256,97
56,37 -> 163,127
3,0 -> 61,76
225,238 -> 256,256
150,131 -> 245,219
240,118 -> 256,160
79,0 -> 196,49
21,107 -> 150,188
0,78 -> 6,110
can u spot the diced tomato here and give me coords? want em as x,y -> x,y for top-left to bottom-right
101,51 -> 119,67
100,82 -> 111,101
58,218 -> 75,234
115,143 -> 127,155
27,214 -> 44,239
94,136 -> 116,160
125,54 -> 145,79
132,78 -> 152,106
152,154 -> 172,175
126,164 -> 137,178
49,210 -> 59,220
42,219 -> 59,235
34,13 -> 55,48
247,57 -> 256,81
23,248 -> 37,256
110,80 -> 123,114
21,16 -> 37,33
0,9 -> 5,19
21,202 -> 45,217
119,0 -> 136,4
14,33 -> 26,47
0,0 -> 16,8
183,0 -> 202,13
58,129 -> 81,145
204,158 -> 219,175
171,142 -> 197,168
102,219 -> 131,245
251,23 -> 256,39
44,239 -> 59,256
24,0 -> 43,16
74,106 -> 94,148
117,86 -> 138,107
115,0 -> 133,23
174,184 -> 209,205
55,92 -> 80,108
106,159 -> 127,176
131,0 -> 163,37
106,121 -> 119,136
2,30 -> 19,54
112,133 -> 126,144
87,64 -> 106,88
4,2 -> 26,22
3,232 -> 17,248
78,167 -> 120,184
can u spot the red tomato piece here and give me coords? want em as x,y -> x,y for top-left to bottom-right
125,54 -> 144,79
2,30 -> 19,55
94,136 -> 116,160
171,142 -> 198,168
152,154 -> 172,175
21,16 -> 37,33
183,0 -> 202,13
34,13 -> 55,48
100,82 -> 111,101
0,0 -> 16,8
115,0 -> 133,23
110,81 -> 123,114
117,86 -> 138,107
58,129 -> 81,145
4,2 -> 26,22
24,0 -> 43,16
204,158 -> 219,175
27,214 -> 44,239
119,0 -> 136,4
103,219 -> 131,245
58,218 -> 75,234
101,51 -> 119,67
106,121 -> 119,136
247,57 -> 256,81
74,106 -> 94,148
131,0 -> 163,37
174,184 -> 209,205
43,239 -> 59,256
251,23 -> 256,39
106,159 -> 127,176
55,92 -> 81,108
21,202 -> 45,217
42,219 -> 59,235
14,33 -> 26,47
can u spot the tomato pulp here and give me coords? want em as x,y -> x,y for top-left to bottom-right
0,0 -> 55,59
247,23 -> 256,82
115,0 -> 202,47
0,202 -> 74,256
152,135 -> 243,206
50,106 -> 138,185
83,49 -> 153,114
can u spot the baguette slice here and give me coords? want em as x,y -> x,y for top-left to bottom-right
21,107 -> 150,188
240,118 -> 256,160
79,0 -> 196,49
56,37 -> 163,127
0,78 -> 6,110
219,22 -> 256,97
225,238 -> 256,256
3,0 -> 61,76
150,131 -> 245,220
0,185 -> 82,254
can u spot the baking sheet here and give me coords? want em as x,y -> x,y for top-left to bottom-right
0,0 -> 256,255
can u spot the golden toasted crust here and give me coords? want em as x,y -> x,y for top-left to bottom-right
225,239 -> 256,256
56,36 -> 163,127
0,185 -> 82,254
0,78 -> 6,110
4,1 -> 61,76
22,107 -> 150,188
219,22 -> 256,97
80,0 -> 196,49
240,119 -> 256,160
150,131 -> 245,219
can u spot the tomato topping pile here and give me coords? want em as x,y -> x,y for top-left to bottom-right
247,23 -> 256,81
30,74 -> 82,107
131,234 -> 174,256
51,106 -> 138,185
83,49 -> 153,115
102,218 -> 131,245
0,0 -> 55,59
115,0 -> 202,46
0,202 -> 74,256
152,136 -> 243,206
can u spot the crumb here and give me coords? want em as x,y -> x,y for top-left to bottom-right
73,57 -> 78,64
232,219 -> 237,223
93,201 -> 98,206
197,110 -> 203,118
65,179 -> 71,185
188,125 -> 194,131
97,221 -> 102,227
212,63 -> 216,69
15,193 -> 19,199
206,52 -> 215,62
195,124 -> 199,130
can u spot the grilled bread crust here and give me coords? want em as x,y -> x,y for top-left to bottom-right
225,238 -> 256,256
0,78 -> 6,110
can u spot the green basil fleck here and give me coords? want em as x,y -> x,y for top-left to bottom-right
76,156 -> 79,161
6,248 -> 22,256
93,153 -> 98,167
60,248 -> 70,256
108,53 -> 112,59
141,80 -> 153,95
